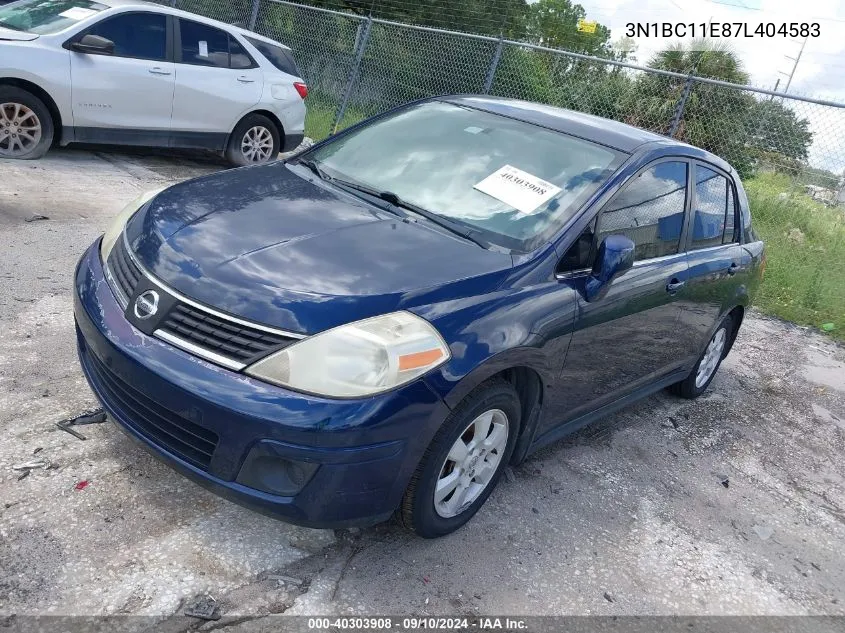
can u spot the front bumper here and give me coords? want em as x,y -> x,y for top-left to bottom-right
74,241 -> 450,528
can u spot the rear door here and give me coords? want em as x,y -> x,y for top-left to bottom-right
553,159 -> 693,426
68,11 -> 175,138
170,18 -> 263,146
677,162 -> 750,356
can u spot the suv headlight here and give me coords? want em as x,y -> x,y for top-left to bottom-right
100,187 -> 166,262
245,311 -> 450,398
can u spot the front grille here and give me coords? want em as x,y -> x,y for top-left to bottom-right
159,303 -> 296,364
107,236 -> 142,301
84,344 -> 219,471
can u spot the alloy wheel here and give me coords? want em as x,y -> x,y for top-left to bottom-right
695,327 -> 727,388
0,102 -> 42,157
434,408 -> 509,518
240,126 -> 274,163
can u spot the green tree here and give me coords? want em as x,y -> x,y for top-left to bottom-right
524,0 -> 613,58
748,99 -> 813,161
627,40 -> 758,177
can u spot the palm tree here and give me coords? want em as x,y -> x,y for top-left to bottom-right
626,40 -> 757,177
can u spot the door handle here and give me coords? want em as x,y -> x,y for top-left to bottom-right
237,75 -> 255,83
148,67 -> 171,75
666,279 -> 685,294
727,263 -> 739,276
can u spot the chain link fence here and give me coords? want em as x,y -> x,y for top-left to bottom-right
156,0 -> 845,334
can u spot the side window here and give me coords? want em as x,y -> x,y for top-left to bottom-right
597,161 -> 688,261
723,181 -> 738,244
245,36 -> 301,76
690,166 -> 730,250
229,35 -> 254,69
557,218 -> 597,273
179,19 -> 229,68
83,12 -> 166,61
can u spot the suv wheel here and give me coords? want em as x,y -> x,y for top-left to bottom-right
226,114 -> 280,166
400,379 -> 521,538
0,87 -> 54,160
669,315 -> 734,399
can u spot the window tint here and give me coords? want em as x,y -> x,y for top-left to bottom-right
691,166 -> 732,250
84,12 -> 166,60
229,35 -> 254,69
597,161 -> 688,261
180,19 -> 229,67
245,36 -> 300,76
723,183 -> 737,244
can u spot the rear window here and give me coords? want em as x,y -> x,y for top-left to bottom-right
245,36 -> 300,77
0,0 -> 106,34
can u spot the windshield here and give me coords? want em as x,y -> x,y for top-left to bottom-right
0,0 -> 107,34
306,101 -> 624,251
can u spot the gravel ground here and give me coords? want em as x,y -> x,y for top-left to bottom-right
1,147 -> 844,621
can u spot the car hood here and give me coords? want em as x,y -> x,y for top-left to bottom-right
127,162 -> 513,334
0,27 -> 39,41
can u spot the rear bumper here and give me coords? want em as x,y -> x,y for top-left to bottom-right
74,240 -> 451,528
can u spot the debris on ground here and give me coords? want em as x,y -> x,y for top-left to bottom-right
268,574 -> 304,588
184,595 -> 221,621
32,447 -> 43,455
12,459 -> 50,471
56,408 -> 107,441
504,467 -> 516,483
74,480 -> 90,491
12,458 -> 52,481
603,591 -> 615,603
25,214 -> 50,222
753,525 -> 774,541
720,476 -> 730,488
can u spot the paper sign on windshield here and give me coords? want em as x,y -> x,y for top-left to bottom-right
59,7 -> 98,20
473,165 -> 561,215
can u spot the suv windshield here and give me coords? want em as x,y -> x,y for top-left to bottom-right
0,0 -> 107,34
306,101 -> 624,252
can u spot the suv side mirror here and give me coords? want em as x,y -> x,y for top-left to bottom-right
69,34 -> 115,55
584,235 -> 635,302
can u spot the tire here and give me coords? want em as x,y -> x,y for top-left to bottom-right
668,315 -> 735,399
225,114 -> 280,167
400,379 -> 521,538
0,87 -> 54,160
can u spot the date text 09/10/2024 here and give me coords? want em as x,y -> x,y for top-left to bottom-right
306,617 -> 528,630
625,22 -> 820,38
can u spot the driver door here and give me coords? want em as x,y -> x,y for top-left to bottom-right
67,11 -> 175,139
551,159 -> 693,427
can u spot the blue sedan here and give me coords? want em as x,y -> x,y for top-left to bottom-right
74,96 -> 765,537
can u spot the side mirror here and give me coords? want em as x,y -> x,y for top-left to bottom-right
69,34 -> 115,55
583,235 -> 635,302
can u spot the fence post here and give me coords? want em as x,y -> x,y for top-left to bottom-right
169,0 -> 177,7
248,0 -> 261,30
482,38 -> 504,94
667,75 -> 694,137
332,17 -> 372,135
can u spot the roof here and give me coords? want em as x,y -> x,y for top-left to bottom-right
442,95 -> 675,153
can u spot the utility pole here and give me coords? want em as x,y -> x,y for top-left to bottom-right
779,36 -> 807,94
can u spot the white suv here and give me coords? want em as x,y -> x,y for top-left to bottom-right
0,0 -> 307,165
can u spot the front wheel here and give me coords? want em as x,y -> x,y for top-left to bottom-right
225,114 -> 280,166
0,87 -> 54,160
400,379 -> 521,538
669,316 -> 733,399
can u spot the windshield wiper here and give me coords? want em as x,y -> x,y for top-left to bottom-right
375,191 -> 489,249
331,180 -> 486,248
296,158 -> 330,181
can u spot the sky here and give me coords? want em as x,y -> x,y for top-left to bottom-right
574,0 -> 845,171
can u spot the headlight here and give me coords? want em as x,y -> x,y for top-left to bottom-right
100,187 -> 166,262
245,311 -> 450,398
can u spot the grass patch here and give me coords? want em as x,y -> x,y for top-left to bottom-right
303,93 -> 369,142
746,172 -> 845,342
